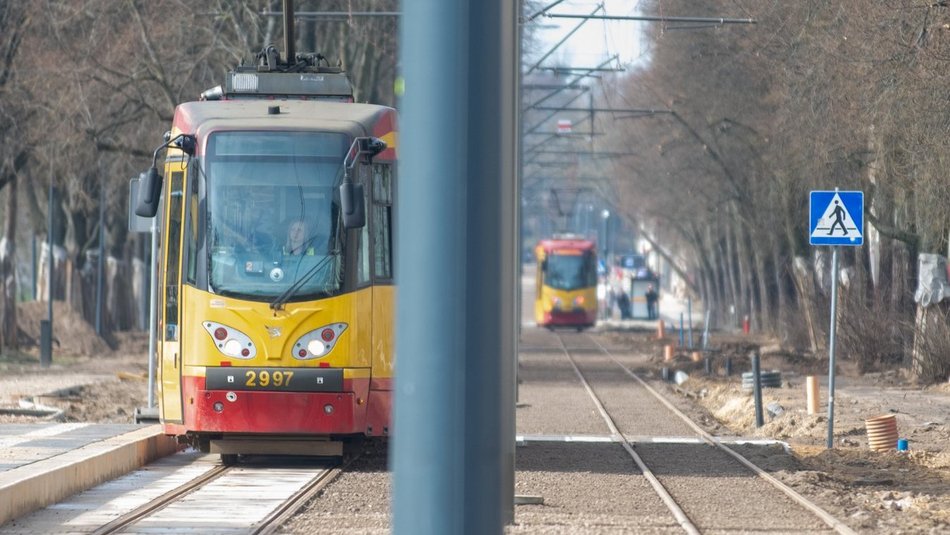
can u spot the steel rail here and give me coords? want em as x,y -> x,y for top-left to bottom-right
554,334 -> 700,535
584,334 -> 859,535
252,458 -> 352,534
91,465 -> 232,535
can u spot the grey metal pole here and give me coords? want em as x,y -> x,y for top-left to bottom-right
140,238 -> 148,331
147,218 -> 158,408
687,297 -> 693,350
701,309 -> 710,350
48,180 -> 53,323
282,0 -> 295,63
679,312 -> 684,346
31,235 -> 36,300
826,247 -> 839,449
95,184 -> 105,335
395,1 -> 516,533
41,179 -> 54,368
752,352 -> 764,427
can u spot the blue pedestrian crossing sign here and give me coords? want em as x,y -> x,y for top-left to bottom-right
809,190 -> 863,246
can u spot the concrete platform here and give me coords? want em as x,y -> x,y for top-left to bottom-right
0,423 -> 177,525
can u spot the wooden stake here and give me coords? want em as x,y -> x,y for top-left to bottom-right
806,375 -> 819,415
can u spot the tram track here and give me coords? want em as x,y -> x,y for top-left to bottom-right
88,455 -> 349,535
554,331 -> 857,534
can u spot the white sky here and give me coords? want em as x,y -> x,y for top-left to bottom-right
526,0 -> 646,69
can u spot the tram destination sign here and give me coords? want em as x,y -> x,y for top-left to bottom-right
206,367 -> 343,392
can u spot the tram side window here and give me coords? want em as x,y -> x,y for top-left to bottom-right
357,166 -> 371,286
184,166 -> 199,285
372,164 -> 392,280
584,251 -> 598,287
164,171 -> 185,341
536,256 -> 544,296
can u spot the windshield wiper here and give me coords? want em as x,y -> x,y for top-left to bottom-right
269,254 -> 337,310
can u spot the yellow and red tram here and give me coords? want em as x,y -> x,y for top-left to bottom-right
533,237 -> 598,330
136,57 -> 396,461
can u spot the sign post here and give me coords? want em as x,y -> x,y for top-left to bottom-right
809,188 -> 863,449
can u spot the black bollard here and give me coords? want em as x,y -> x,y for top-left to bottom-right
661,367 -> 670,382
704,355 -> 712,375
751,352 -> 764,427
725,357 -> 732,376
40,319 -> 52,367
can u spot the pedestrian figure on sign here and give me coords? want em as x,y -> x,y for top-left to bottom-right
827,200 -> 846,235
646,284 -> 659,320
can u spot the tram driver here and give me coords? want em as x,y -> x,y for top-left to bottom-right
283,219 -> 316,256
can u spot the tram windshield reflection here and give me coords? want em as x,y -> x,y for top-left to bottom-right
544,252 -> 597,291
206,131 -> 348,301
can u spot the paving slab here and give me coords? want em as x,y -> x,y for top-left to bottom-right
0,424 -> 177,526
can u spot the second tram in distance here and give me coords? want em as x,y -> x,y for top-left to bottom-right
533,236 -> 598,331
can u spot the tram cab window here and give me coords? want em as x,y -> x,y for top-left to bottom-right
205,131 -> 348,301
544,251 -> 596,291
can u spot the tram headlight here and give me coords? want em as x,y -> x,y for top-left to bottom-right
224,339 -> 242,355
307,340 -> 326,356
292,323 -> 348,360
202,322 -> 257,359
573,295 -> 585,308
551,297 -> 563,310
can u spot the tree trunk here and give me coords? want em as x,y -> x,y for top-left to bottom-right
710,227 -> 727,323
0,174 -> 18,349
772,240 -> 790,342
723,223 -> 740,328
733,219 -> 754,331
792,256 -> 824,354
754,244 -> 773,332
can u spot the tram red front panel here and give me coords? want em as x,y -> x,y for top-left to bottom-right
179,375 -> 371,435
543,309 -> 597,326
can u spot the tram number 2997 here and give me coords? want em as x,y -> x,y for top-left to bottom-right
205,367 -> 344,392
245,369 -> 294,388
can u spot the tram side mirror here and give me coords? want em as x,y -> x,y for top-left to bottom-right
339,182 -> 365,229
358,137 -> 387,160
135,167 -> 163,218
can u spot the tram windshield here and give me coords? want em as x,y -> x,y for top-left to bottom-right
543,251 -> 597,291
206,131 -> 349,301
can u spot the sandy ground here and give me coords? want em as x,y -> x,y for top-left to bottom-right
0,309 -> 149,424
601,327 -> 950,534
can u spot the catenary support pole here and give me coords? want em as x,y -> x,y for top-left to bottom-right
701,309 -> 710,350
31,236 -> 36,300
95,183 -> 105,336
826,247 -> 839,449
679,312 -> 684,346
752,352 -> 764,427
41,177 -> 54,368
394,1 -> 517,533
147,218 -> 158,408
